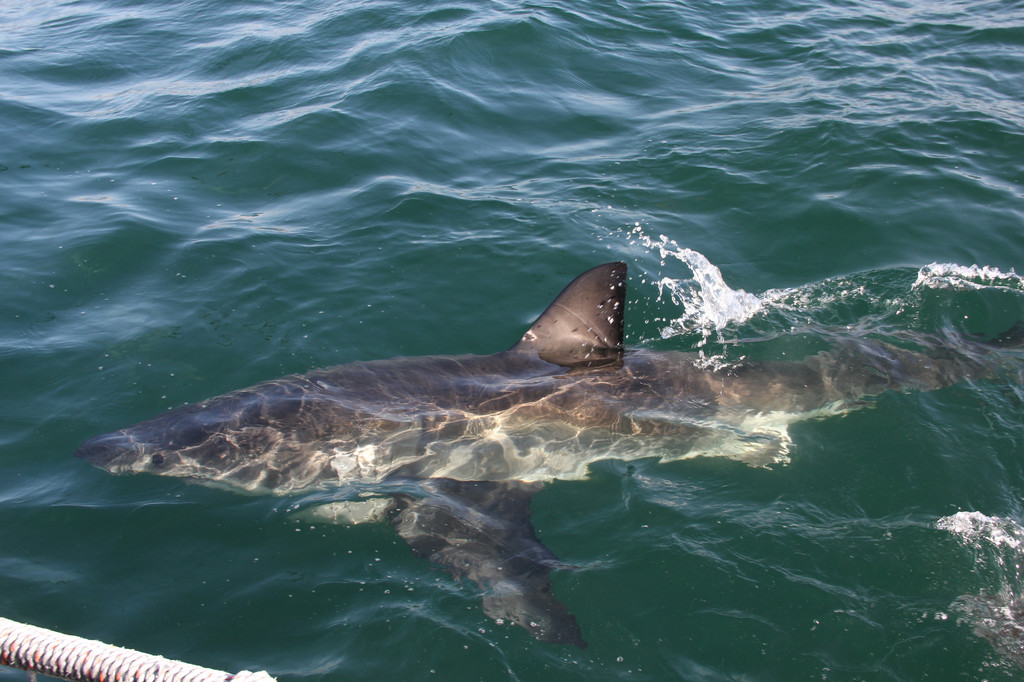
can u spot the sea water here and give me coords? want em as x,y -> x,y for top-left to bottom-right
2,0 -> 1024,679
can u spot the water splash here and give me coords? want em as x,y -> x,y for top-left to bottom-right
914,263 -> 1024,292
938,511 -> 1024,549
654,248 -> 767,340
620,225 -> 1024,356
937,511 -> 1024,669
624,227 -> 773,346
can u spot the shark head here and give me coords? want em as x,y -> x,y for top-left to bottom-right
74,428 -> 168,475
74,386 -> 341,492
74,402 -> 229,477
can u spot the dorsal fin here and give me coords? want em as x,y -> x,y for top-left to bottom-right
512,262 -> 627,368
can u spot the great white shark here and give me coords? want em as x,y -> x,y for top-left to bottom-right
76,262 -> 1021,648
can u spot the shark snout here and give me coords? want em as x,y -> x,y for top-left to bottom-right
74,431 -> 141,472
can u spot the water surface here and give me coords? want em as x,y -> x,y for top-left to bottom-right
3,0 -> 1024,679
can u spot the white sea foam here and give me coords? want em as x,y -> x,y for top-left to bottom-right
937,510 -> 1024,550
625,227 -> 779,345
914,263 -> 1024,292
622,225 -> 1024,354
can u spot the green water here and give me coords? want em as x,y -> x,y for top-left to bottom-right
3,0 -> 1024,679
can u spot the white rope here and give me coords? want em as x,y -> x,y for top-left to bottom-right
0,617 -> 275,682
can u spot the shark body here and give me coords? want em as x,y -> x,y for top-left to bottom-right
76,262 -> 1015,647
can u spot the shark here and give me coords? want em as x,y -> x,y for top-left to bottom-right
75,262 -> 1021,648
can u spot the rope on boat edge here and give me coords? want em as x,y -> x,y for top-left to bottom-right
0,617 -> 275,682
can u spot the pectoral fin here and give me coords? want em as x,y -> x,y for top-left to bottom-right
389,478 -> 587,648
